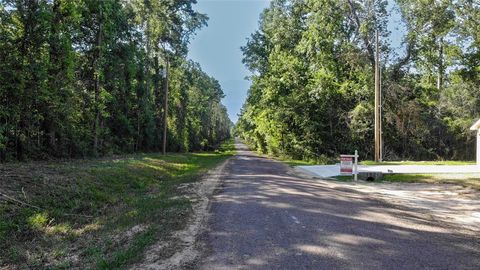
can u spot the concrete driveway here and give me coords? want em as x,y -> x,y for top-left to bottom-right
296,164 -> 480,178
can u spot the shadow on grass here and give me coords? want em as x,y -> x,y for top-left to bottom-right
0,140 -> 234,269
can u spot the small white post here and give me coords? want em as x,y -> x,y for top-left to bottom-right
470,120 -> 480,166
354,150 -> 358,181
477,130 -> 480,166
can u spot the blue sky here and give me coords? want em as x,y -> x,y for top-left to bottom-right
188,0 -> 270,123
188,0 -> 404,123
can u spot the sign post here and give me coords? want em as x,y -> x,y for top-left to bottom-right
340,150 -> 359,181
354,150 -> 358,181
470,119 -> 480,165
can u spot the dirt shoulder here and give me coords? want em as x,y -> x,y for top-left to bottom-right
129,158 -> 232,270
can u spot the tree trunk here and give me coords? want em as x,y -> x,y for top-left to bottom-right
154,50 -> 161,148
93,9 -> 103,156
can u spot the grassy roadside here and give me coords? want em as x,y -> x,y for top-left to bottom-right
382,173 -> 480,190
0,139 -> 235,269
278,157 -> 477,167
333,173 -> 480,190
236,140 -> 333,167
350,161 -> 479,189
269,155 -> 335,167
276,157 -> 475,167
275,158 -> 317,167
286,159 -> 480,190
360,160 -> 476,166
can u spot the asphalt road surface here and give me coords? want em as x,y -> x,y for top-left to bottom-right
199,141 -> 480,270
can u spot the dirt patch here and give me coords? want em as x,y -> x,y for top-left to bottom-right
349,182 -> 480,232
129,158 -> 231,270
308,179 -> 480,233
289,164 -> 480,233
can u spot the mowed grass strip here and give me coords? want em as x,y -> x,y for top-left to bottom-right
334,173 -> 480,190
360,160 -> 476,166
282,158 -> 475,167
382,173 -> 480,190
0,140 -> 235,269
359,161 -> 479,189
272,155 -> 336,167
298,160 -> 479,189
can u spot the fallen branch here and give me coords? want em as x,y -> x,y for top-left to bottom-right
0,192 -> 42,210
22,187 -> 28,201
0,192 -> 93,218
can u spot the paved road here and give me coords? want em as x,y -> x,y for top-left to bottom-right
199,142 -> 480,270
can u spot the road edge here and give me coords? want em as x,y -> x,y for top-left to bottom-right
129,157 -> 232,270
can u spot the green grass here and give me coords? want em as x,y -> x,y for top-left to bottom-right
333,173 -> 480,190
357,160 -> 479,189
272,155 -> 335,167
0,139 -> 235,269
274,154 -> 479,189
279,158 -> 317,167
330,175 -> 355,182
360,160 -> 476,166
382,173 -> 480,190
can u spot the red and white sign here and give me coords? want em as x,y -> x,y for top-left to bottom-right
340,155 -> 353,175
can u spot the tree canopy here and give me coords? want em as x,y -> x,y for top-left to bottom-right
236,0 -> 479,161
0,0 -> 232,161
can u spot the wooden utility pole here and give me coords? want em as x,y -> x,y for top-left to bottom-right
162,61 -> 169,155
437,37 -> 444,90
374,30 -> 382,162
379,31 -> 383,162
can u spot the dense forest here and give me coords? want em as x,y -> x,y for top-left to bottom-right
237,0 -> 480,161
0,0 -> 231,161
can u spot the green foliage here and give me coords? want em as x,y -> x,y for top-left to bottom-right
237,0 -> 479,161
0,144 -> 234,268
0,0 -> 231,161
27,212 -> 49,231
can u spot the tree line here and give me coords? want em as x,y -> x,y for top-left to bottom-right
236,0 -> 479,161
0,0 -> 232,161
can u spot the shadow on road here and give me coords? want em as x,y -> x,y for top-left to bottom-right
200,143 -> 480,270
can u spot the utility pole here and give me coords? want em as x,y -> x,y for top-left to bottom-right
374,30 -> 383,162
162,60 -> 169,155
379,31 -> 383,162
437,37 -> 444,90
